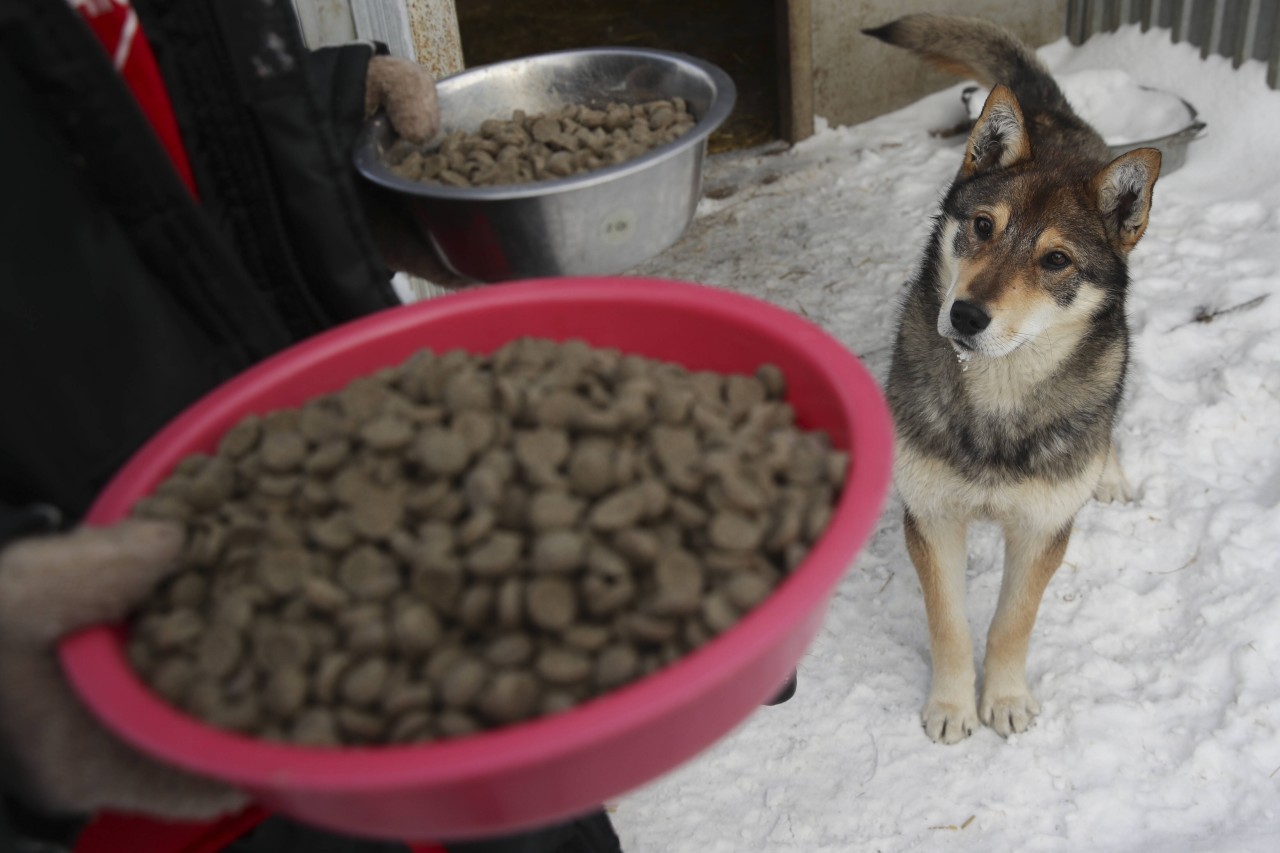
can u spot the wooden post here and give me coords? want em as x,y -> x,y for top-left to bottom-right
778,0 -> 814,143
405,0 -> 465,76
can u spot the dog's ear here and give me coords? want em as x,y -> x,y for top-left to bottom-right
1092,147 -> 1161,254
962,85 -> 1031,177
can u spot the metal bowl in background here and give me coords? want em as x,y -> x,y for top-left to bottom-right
960,84 -> 1205,175
354,48 -> 737,283
1104,94 -> 1205,175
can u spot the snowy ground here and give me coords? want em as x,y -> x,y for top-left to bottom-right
604,25 -> 1280,853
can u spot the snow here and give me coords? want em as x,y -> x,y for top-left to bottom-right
604,24 -> 1280,853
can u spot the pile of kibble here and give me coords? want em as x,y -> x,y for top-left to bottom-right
126,337 -> 846,747
384,99 -> 698,188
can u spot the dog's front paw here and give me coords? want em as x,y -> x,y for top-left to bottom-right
922,698 -> 979,744
1093,472 -> 1131,504
1094,444 -> 1132,503
979,690 -> 1041,737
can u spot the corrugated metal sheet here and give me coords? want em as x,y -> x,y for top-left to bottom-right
1067,0 -> 1280,87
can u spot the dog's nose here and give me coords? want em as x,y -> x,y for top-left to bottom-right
950,300 -> 991,336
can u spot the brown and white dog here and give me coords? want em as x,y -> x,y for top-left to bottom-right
865,15 -> 1160,743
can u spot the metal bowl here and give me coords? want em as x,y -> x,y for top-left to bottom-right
1104,94 -> 1205,175
354,48 -> 736,282
961,84 -> 1205,175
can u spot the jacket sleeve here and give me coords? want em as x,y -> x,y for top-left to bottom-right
306,42 -> 389,170
133,0 -> 401,340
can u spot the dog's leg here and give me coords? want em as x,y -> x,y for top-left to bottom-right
1093,440 -> 1131,503
980,521 -> 1072,736
904,509 -> 976,744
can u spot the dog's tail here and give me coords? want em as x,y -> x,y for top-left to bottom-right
863,14 -> 1071,118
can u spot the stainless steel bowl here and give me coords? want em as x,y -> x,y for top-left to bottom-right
960,84 -> 1205,175
354,48 -> 736,282
1104,94 -> 1205,175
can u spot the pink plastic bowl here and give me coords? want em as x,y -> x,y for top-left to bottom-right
60,277 -> 892,841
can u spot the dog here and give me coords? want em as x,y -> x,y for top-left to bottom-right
864,15 -> 1160,743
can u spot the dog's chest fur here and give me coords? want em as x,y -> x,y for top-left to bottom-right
886,241 -> 1128,517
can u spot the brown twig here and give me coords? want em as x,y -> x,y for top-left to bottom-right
1170,294 -> 1268,331
1148,549 -> 1199,575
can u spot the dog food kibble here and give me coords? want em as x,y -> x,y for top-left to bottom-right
384,100 -> 698,188
126,338 -> 848,746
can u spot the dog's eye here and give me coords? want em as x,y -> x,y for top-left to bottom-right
973,215 -> 994,239
1043,251 -> 1071,270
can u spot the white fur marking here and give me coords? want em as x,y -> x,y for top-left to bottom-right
1100,161 -> 1148,217
935,219 -> 962,338
986,107 -> 1025,169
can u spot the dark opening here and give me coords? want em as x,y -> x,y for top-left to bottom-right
455,0 -> 781,153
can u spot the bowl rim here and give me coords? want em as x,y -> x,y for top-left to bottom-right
1104,88 -> 1206,154
353,47 -> 738,202
58,277 -> 893,796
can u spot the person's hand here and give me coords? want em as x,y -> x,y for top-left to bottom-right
0,520 -> 248,819
362,55 -> 470,289
365,55 -> 440,144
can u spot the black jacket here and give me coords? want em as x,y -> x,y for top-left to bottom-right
0,0 -> 399,848
0,3 -> 622,850
0,0 -> 399,522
